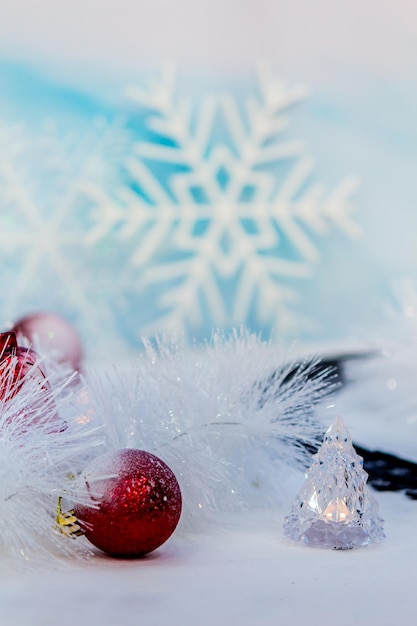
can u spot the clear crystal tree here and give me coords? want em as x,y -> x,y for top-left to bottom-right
284,416 -> 385,549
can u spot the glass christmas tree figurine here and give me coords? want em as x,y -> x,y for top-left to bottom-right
284,416 -> 385,549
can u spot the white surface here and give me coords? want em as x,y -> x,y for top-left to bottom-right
0,492 -> 415,626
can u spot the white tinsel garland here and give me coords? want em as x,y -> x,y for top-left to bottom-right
83,330 -> 337,531
0,356 -> 103,565
0,328 -> 338,563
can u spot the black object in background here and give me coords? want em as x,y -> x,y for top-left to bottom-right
295,355 -> 417,500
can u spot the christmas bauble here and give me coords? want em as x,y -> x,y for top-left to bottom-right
12,312 -> 83,370
0,331 -> 65,431
0,331 -> 47,401
74,449 -> 182,557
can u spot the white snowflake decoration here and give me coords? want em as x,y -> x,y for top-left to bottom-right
0,65 -> 360,353
0,118 -> 130,352
87,64 -> 360,339
0,352 -> 103,565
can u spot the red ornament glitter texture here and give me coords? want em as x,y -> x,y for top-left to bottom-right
74,449 -> 182,557
12,312 -> 83,371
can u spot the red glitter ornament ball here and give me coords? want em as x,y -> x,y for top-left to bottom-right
12,312 -> 83,370
74,449 -> 182,557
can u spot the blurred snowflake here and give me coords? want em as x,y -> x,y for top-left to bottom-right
88,64 -> 360,339
0,65 -> 360,352
0,117 -> 129,347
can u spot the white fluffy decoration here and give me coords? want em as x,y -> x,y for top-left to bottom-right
0,354 -> 103,565
85,330 -> 336,531
0,329 -> 338,565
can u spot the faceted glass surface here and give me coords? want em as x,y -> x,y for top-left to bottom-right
284,416 -> 385,549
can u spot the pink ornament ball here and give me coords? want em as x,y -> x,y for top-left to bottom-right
0,330 -> 65,432
0,331 -> 46,401
74,449 -> 182,558
12,312 -> 83,370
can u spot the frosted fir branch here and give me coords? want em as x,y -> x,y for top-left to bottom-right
84,330 -> 337,531
0,355 -> 103,566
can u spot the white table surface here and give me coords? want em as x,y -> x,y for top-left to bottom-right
0,491 -> 414,626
